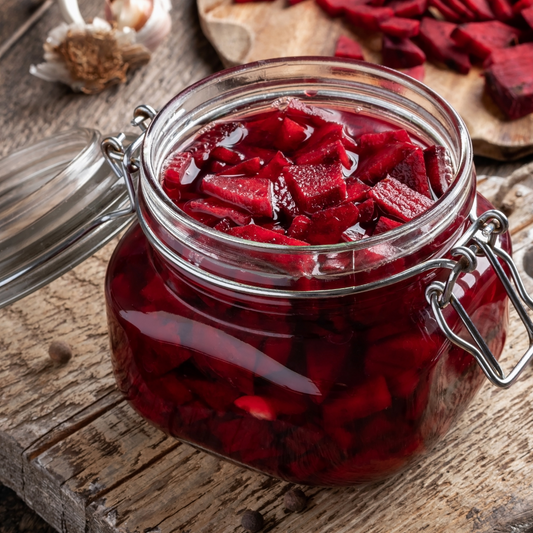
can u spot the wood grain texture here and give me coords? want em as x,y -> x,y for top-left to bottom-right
2,1 -> 533,532
197,0 -> 533,161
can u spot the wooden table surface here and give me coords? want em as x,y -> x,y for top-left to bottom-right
2,2 -> 533,533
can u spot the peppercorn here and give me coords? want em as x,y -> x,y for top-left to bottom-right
284,488 -> 307,512
48,340 -> 72,364
241,509 -> 264,532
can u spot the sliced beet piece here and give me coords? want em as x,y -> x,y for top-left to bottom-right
255,151 -> 292,181
295,139 -> 352,169
374,216 -> 403,234
424,145 -> 454,196
306,203 -> 360,245
463,0 -> 495,20
345,177 -> 371,201
322,376 -> 392,425
389,148 -> 431,197
379,17 -> 420,38
163,152 -> 200,188
418,17 -> 471,75
334,35 -> 365,60
299,122 -> 358,153
213,218 -> 235,233
187,122 -> 245,167
522,5 -> 533,27
287,215 -> 312,240
428,0 -> 462,21
285,98 -> 337,126
355,142 -> 416,185
275,117 -> 310,153
272,174 -> 301,220
369,176 -> 434,221
210,146 -> 245,165
345,5 -> 395,31
484,56 -> 533,119
201,176 -> 274,217
514,0 -> 533,12
228,224 -> 309,246
382,36 -> 426,68
219,157 -> 263,176
451,21 -> 521,60
483,41 -> 533,67
187,198 -> 252,226
243,112 -> 284,147
284,162 -> 348,214
400,65 -> 425,81
388,0 -> 427,17
316,0 -> 369,16
442,0 -> 477,21
358,129 -> 411,154
356,198 -> 376,223
488,0 -> 514,20
341,223 -> 367,241
234,395 -> 277,421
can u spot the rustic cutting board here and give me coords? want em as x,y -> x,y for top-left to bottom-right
197,0 -> 533,161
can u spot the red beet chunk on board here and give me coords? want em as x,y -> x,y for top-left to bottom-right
379,17 -> 420,38
382,36 -> 426,68
335,35 -> 365,60
428,0 -> 462,21
306,203 -> 360,245
201,176 -> 274,218
389,148 -> 431,198
424,145 -> 454,197
388,0 -> 427,17
483,42 -> 533,67
488,0 -> 514,21
484,57 -> 533,120
345,5 -> 394,31
464,0 -> 495,20
229,225 -> 309,246
284,162 -> 348,214
451,21 -> 522,60
316,0 -> 368,16
442,0 -> 477,22
369,176 -> 434,221
418,18 -> 471,74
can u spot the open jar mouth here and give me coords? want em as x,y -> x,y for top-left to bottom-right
137,57 -> 475,287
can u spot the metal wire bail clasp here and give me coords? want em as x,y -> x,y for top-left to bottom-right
426,210 -> 533,388
101,104 -> 157,216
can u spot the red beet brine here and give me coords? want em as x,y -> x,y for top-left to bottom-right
107,91 -> 510,486
161,98 -> 451,246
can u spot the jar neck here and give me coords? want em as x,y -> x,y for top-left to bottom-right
137,58 -> 475,295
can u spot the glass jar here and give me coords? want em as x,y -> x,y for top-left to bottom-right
104,58 -> 521,486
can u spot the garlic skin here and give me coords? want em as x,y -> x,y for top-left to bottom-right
106,0 -> 171,52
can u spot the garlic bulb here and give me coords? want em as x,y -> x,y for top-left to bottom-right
30,17 -> 151,94
105,0 -> 172,52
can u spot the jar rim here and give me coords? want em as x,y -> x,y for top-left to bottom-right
140,57 -> 473,256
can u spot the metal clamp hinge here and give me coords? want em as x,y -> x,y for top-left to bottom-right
426,210 -> 533,388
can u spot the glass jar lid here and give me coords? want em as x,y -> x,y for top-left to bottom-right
0,127 -> 135,309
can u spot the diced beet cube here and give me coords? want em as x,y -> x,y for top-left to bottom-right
485,58 -> 533,120
187,197 -> 252,226
307,203 -> 360,245
428,0 -> 462,21
187,122 -> 245,167
299,122 -> 358,154
356,142 -> 416,185
284,162 -> 348,214
451,21 -> 521,60
345,5 -> 395,31
389,148 -> 431,198
358,129 -> 411,154
163,152 -> 199,188
374,216 -> 403,234
388,0 -> 427,17
272,174 -> 301,220
400,65 -> 425,82
418,18 -> 471,75
463,0 -> 495,20
488,0 -> 514,20
285,98 -> 337,126
228,224 -> 310,246
219,157 -> 263,176
382,36 -> 426,69
424,145 -> 454,197
234,395 -> 277,420
255,151 -> 292,181
201,176 -> 274,217
275,117 -> 310,153
295,140 -> 353,169
369,176 -> 434,221
287,215 -> 312,240
483,42 -> 533,67
522,6 -> 533,27
322,376 -> 392,424
442,0 -> 477,21
356,198 -> 376,223
244,112 -> 284,147
210,146 -> 245,165
345,177 -> 371,202
316,0 -> 368,16
334,35 -> 365,60
379,17 -> 420,38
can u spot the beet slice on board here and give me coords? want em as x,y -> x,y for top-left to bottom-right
388,0 -> 427,17
335,34 -> 365,59
382,35 -> 426,68
379,17 -> 420,38
345,5 -> 395,30
428,0 -> 462,21
463,0 -> 495,20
